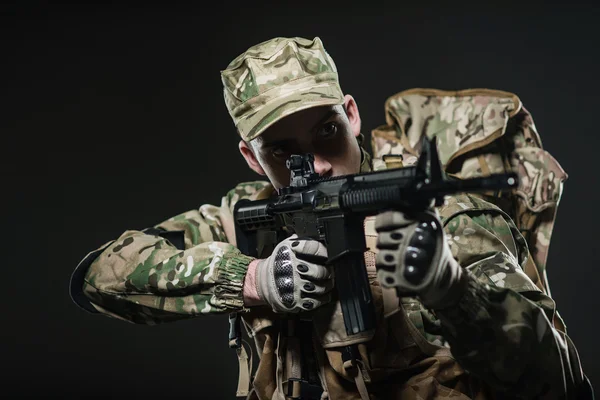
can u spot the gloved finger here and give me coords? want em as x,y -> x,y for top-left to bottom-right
297,292 -> 332,311
375,248 -> 399,271
299,277 -> 334,296
295,261 -> 332,281
375,211 -> 415,232
376,230 -> 405,250
290,238 -> 328,264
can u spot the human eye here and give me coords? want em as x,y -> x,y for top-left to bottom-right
271,146 -> 290,160
318,122 -> 338,139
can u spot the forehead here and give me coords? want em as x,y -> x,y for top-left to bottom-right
253,105 -> 344,146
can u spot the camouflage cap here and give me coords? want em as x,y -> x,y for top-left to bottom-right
221,37 -> 345,141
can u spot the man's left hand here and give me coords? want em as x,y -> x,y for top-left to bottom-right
374,209 -> 466,309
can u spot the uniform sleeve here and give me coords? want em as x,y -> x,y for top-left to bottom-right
70,181 -> 272,325
434,194 -> 588,399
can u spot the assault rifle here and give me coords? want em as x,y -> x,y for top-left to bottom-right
232,137 -> 518,339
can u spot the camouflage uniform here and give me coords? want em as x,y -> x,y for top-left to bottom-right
70,37 -> 592,399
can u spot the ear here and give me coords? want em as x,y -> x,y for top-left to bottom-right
343,94 -> 362,138
239,140 -> 266,176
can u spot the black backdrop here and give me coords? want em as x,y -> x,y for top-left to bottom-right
4,1 -> 599,398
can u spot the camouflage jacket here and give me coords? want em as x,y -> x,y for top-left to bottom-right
70,89 -> 590,399
70,174 -> 586,399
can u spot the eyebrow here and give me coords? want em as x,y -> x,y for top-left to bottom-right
261,109 -> 341,149
262,138 -> 293,149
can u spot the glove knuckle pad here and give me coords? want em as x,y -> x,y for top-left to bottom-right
272,246 -> 295,306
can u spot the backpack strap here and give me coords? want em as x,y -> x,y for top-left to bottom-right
341,345 -> 371,400
229,313 -> 254,398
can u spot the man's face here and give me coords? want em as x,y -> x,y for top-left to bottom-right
240,95 -> 363,190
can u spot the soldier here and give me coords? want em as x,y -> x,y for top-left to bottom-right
70,36 -> 593,399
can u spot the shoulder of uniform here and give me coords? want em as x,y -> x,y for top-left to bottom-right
437,193 -> 503,222
223,180 -> 274,209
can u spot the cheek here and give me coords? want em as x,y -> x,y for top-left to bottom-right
328,135 -> 362,172
256,154 -> 291,189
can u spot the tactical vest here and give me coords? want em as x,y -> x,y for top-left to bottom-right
230,88 -> 568,400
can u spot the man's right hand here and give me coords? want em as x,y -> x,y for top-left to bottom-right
248,235 -> 334,313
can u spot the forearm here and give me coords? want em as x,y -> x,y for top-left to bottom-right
435,269 -> 576,398
242,259 -> 265,307
82,230 -> 255,324
423,194 -> 588,397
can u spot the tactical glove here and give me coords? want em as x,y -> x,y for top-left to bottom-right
374,209 -> 465,309
255,235 -> 334,313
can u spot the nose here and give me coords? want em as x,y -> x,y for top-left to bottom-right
313,155 -> 332,177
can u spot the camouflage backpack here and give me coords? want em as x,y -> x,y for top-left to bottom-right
370,88 -> 568,330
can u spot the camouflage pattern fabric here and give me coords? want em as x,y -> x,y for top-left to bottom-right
370,88 -> 567,319
221,37 -> 345,141
240,191 -> 585,399
70,79 -> 587,397
433,194 -> 578,397
373,88 -> 521,167
77,181 -> 272,324
73,175 -> 585,399
74,151 -> 373,323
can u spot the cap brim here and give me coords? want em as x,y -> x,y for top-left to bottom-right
236,82 -> 344,141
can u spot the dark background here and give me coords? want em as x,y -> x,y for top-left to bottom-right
3,1 -> 599,398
